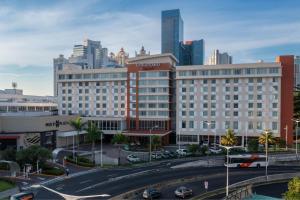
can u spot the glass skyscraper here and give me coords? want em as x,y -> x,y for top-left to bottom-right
180,40 -> 205,65
161,9 -> 184,61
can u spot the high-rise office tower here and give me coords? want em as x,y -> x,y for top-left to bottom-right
295,56 -> 300,88
53,54 -> 68,96
180,40 -> 205,65
161,9 -> 183,61
68,39 -> 106,69
208,49 -> 233,65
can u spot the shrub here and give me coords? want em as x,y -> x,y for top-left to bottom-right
42,166 -> 64,176
66,156 -> 95,167
0,148 -> 16,161
188,144 -> 199,155
248,139 -> 259,152
284,177 -> 300,200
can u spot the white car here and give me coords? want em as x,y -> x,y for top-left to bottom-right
127,154 -> 141,162
176,149 -> 191,156
209,147 -> 222,154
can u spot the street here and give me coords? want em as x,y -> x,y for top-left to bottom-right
33,164 -> 300,199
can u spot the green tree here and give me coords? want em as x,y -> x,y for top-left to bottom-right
247,139 -> 259,152
188,144 -> 199,155
0,148 -> 16,161
221,129 -> 237,146
294,89 -> 300,119
112,133 -> 128,165
16,146 -> 51,169
69,117 -> 84,149
259,130 -> 275,147
85,122 -> 102,163
151,135 -> 161,152
284,177 -> 300,200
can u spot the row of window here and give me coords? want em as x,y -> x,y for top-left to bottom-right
180,110 -> 278,117
179,77 -> 279,85
61,81 -> 126,87
61,87 -> 126,94
61,110 -> 125,116
62,103 -> 125,109
61,95 -> 125,101
180,121 -> 278,130
0,106 -> 55,112
131,103 -> 169,109
58,72 -> 127,80
130,110 -> 169,117
177,67 -> 280,77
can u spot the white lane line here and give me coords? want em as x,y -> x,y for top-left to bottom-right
76,169 -> 155,193
80,180 -> 92,184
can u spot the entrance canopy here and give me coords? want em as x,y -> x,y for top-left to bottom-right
122,130 -> 172,137
57,131 -> 86,137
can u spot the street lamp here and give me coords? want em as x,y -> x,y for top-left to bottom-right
263,129 -> 271,181
203,121 -> 216,148
284,125 -> 288,151
219,145 -> 242,197
100,134 -> 103,167
72,133 -> 75,159
149,125 -> 159,162
292,119 -> 300,156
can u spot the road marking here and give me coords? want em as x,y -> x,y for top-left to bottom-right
55,184 -> 64,191
76,169 -> 156,193
80,180 -> 92,184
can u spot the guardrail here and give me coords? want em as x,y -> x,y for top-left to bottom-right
194,172 -> 300,200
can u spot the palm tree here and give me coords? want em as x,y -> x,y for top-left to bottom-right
69,117 -> 84,149
259,129 -> 275,147
151,135 -> 161,153
85,122 -> 102,163
112,133 -> 128,165
221,129 -> 237,146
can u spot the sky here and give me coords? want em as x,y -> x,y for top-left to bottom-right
0,0 -> 300,96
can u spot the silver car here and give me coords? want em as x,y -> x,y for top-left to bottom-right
174,186 -> 193,198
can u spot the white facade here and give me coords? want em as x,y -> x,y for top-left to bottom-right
176,63 -> 281,144
57,65 -> 127,133
208,49 -> 232,65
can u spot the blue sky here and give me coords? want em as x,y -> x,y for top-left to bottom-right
0,0 -> 299,95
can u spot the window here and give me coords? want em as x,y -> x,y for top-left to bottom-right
233,103 -> 239,108
272,111 -> 278,117
257,95 -> 262,100
257,103 -> 262,108
272,122 -> 278,130
248,111 -> 253,116
257,111 -> 262,117
248,103 -> 253,108
211,95 -> 216,101
189,87 -> 194,92
225,95 -> 230,100
233,111 -> 238,117
103,96 -> 106,101
85,89 -> 89,93
234,87 -> 239,92
225,121 -> 230,129
234,95 -> 238,100
182,88 -> 186,93
225,87 -> 230,92
272,103 -> 278,108
257,122 -> 262,130
189,103 -> 194,108
248,122 -> 254,130
225,103 -> 230,109
102,103 -> 106,108
182,121 -> 186,129
211,111 -> 216,116
189,121 -> 194,129
233,121 -> 238,129
225,111 -> 230,117
203,103 -> 208,108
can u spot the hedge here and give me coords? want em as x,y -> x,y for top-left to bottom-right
42,166 -> 64,176
66,156 -> 95,167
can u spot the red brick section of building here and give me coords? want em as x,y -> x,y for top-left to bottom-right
276,55 -> 294,145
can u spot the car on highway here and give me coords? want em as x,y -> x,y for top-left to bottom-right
10,192 -> 34,200
142,188 -> 161,199
176,149 -> 191,156
127,154 -> 141,162
174,186 -> 193,198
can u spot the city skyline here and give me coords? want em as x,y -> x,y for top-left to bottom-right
0,0 -> 300,95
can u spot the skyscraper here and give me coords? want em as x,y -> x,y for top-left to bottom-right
208,49 -> 233,65
161,9 -> 183,61
180,40 -> 205,65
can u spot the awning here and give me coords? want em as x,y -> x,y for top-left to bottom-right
0,136 -> 19,139
122,131 -> 172,137
57,131 -> 87,137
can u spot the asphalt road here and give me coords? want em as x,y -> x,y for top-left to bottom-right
32,163 -> 300,200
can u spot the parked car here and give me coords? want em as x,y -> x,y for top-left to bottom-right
151,152 -> 162,159
161,151 -> 170,159
174,186 -> 193,198
168,151 -> 177,158
176,149 -> 191,156
209,147 -> 222,154
142,188 -> 161,199
127,154 -> 141,162
202,140 -> 209,147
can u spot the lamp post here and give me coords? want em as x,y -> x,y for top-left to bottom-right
100,134 -> 103,167
284,125 -> 288,151
292,119 -> 300,156
178,130 -> 181,150
203,121 -> 215,148
219,145 -> 241,197
263,129 -> 271,181
72,134 -> 75,159
149,125 -> 158,162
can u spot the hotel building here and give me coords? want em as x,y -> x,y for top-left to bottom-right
176,55 -> 294,145
56,54 -> 294,145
